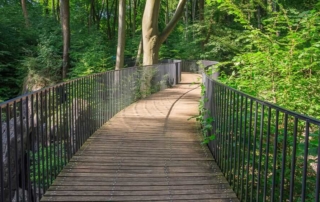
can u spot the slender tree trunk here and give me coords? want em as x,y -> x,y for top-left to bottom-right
60,0 -> 70,79
132,0 -> 137,36
192,0 -> 196,39
135,38 -> 143,66
21,0 -> 30,27
164,0 -> 169,45
129,0 -> 132,36
56,0 -> 60,21
106,0 -> 112,39
199,0 -> 204,21
184,2 -> 188,39
257,5 -> 261,29
52,0 -> 56,18
44,0 -> 49,15
115,0 -> 126,70
113,0 -> 118,39
199,0 -> 205,50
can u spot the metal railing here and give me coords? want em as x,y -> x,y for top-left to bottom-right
0,63 -> 180,202
203,73 -> 320,202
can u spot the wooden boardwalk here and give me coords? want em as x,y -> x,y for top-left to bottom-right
41,73 -> 238,201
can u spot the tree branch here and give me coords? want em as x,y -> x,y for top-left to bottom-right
159,0 -> 187,44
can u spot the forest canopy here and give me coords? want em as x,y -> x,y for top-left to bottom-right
1,0 -> 320,120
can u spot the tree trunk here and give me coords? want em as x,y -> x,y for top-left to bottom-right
113,0 -> 118,40
56,0 -> 60,21
133,0 -> 137,36
60,0 -> 70,79
199,0 -> 204,21
106,0 -> 112,39
115,0 -> 126,70
142,0 -> 186,65
129,0 -> 132,36
135,38 -> 143,66
52,0 -> 56,18
21,0 -> 30,27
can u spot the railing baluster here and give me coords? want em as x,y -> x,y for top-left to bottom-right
233,93 -> 240,190
52,88 -> 57,180
257,105 -> 265,201
48,88 -> 53,185
19,99 -> 25,202
224,88 -> 230,176
44,90 -> 49,191
240,97 -> 248,201
250,102 -> 258,201
237,95 -> 244,196
216,84 -> 220,168
221,86 -> 227,175
245,99 -> 253,202
0,108 -> 3,202
280,113 -> 288,201
302,121 -> 310,201
13,101 -> 19,201
271,110 -> 279,202
212,81 -> 218,161
263,107 -> 272,202
229,90 -> 236,182
40,91 -> 46,194
289,117 -> 298,202
31,94 -> 36,200
316,126 -> 320,202
26,96 -> 31,202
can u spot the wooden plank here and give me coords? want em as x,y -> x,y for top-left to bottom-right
51,179 -> 227,186
41,194 -> 239,201
48,184 -> 229,191
43,189 -> 236,196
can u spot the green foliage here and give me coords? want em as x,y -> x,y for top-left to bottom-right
22,33 -> 62,91
216,3 -> 320,120
189,72 -> 215,144
30,144 -> 66,187
70,30 -> 114,77
0,4 -> 36,101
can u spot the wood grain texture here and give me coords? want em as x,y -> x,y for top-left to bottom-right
41,73 -> 238,202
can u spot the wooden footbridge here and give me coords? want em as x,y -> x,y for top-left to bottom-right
41,73 -> 238,201
2,60 -> 319,202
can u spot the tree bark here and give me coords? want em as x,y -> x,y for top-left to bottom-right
52,0 -> 56,18
142,0 -> 187,65
21,0 -> 30,27
199,0 -> 204,21
113,0 -> 118,39
115,0 -> 126,70
135,38 -> 143,66
106,0 -> 112,39
133,0 -> 137,36
60,0 -> 70,79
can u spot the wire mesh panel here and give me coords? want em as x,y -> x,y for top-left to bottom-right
203,75 -> 320,202
0,63 -> 179,202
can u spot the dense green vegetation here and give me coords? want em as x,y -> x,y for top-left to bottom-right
3,0 -> 319,121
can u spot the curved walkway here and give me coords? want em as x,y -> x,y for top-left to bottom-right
41,73 -> 238,201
